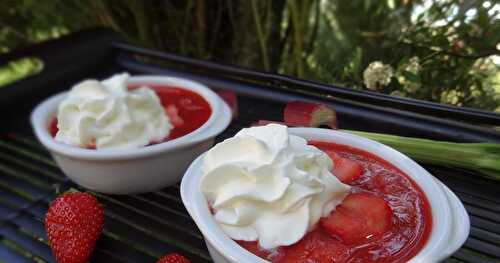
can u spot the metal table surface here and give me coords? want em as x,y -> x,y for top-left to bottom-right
0,29 -> 499,263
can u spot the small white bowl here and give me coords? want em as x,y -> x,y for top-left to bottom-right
31,76 -> 232,194
181,127 -> 470,263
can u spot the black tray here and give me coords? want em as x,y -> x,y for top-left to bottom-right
0,28 -> 499,263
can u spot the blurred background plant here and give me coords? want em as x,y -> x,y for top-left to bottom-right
1,0 -> 499,112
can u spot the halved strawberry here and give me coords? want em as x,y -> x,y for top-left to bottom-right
165,104 -> 185,127
324,151 -> 362,184
320,193 -> 392,244
284,101 -> 337,129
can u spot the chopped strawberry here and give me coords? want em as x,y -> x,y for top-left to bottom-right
284,101 -> 337,129
157,253 -> 191,263
165,104 -> 185,127
341,194 -> 392,235
50,118 -> 59,137
308,238 -> 349,263
278,229 -> 348,263
215,90 -> 238,119
324,150 -> 362,184
45,192 -> 104,263
321,193 -> 392,244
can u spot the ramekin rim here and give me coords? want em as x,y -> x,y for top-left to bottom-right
31,75 -> 230,161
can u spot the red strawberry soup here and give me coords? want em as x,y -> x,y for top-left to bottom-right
236,141 -> 432,263
50,84 -> 212,147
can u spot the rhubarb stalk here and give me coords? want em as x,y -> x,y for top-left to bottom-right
271,100 -> 500,181
343,130 -> 500,181
284,101 -> 337,129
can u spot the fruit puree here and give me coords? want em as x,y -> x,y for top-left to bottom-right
237,141 -> 432,263
50,85 -> 211,147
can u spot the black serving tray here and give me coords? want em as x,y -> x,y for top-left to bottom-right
0,28 -> 499,263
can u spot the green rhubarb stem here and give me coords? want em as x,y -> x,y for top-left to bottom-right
342,129 -> 500,181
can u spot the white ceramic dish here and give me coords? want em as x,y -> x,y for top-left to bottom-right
31,76 -> 232,194
181,127 -> 470,263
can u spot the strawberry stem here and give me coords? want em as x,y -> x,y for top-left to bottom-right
64,187 -> 81,194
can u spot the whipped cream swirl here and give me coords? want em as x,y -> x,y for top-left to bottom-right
55,73 -> 172,149
200,124 -> 350,249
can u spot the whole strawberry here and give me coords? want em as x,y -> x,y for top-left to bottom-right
45,192 -> 104,263
157,253 -> 191,263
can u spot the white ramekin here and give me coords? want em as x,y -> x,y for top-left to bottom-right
181,127 -> 470,263
31,76 -> 232,194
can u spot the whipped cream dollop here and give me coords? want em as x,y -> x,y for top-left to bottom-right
55,73 -> 172,149
200,124 -> 350,249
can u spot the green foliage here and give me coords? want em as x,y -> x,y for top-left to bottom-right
0,0 -> 498,112
308,0 -> 500,111
0,0 -> 75,52
0,57 -> 43,87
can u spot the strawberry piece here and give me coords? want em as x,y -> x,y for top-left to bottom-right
321,193 -> 392,244
165,104 -> 185,127
278,229 -> 348,263
308,237 -> 349,263
45,192 -> 104,263
284,101 -> 337,129
324,150 -> 362,184
157,253 -> 191,263
215,90 -> 238,119
50,118 -> 59,137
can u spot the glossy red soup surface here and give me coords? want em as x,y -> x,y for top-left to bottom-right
236,141 -> 432,263
50,84 -> 212,147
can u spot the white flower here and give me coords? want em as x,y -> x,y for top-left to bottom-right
404,56 -> 421,73
397,56 -> 421,93
363,61 -> 394,90
470,56 -> 495,75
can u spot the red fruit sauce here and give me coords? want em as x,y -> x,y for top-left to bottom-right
236,141 -> 432,263
49,85 -> 212,148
